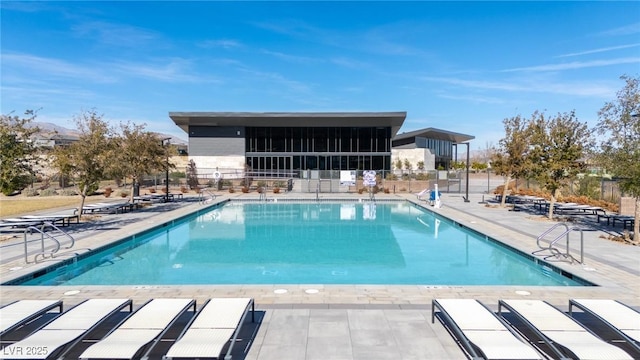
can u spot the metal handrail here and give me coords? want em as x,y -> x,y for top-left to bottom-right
533,223 -> 584,264
199,188 -> 217,204
24,222 -> 75,264
535,223 -> 569,249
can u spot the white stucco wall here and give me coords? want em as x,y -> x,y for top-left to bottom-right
391,148 -> 436,171
188,156 -> 247,178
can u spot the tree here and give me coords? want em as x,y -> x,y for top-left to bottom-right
471,161 -> 488,173
0,110 -> 40,195
490,115 -> 530,207
186,159 -> 199,189
394,158 -> 403,173
450,161 -> 466,171
403,159 -> 412,172
528,110 -> 592,219
110,123 -> 171,202
51,110 -> 113,218
417,161 -> 425,171
595,74 -> 640,242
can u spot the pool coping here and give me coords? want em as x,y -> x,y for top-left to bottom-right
0,192 -> 638,308
3,197 -> 589,287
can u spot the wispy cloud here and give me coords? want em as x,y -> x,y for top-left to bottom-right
253,19 -> 431,58
437,92 -> 506,105
329,57 -> 372,69
501,57 -> 640,72
420,76 -> 614,97
1,52 -> 116,82
198,39 -> 243,49
71,21 -> 159,48
251,19 -> 318,39
421,76 -> 524,92
239,68 -> 312,94
112,59 -> 218,83
260,49 -> 319,64
597,22 -> 640,37
557,44 -> 640,58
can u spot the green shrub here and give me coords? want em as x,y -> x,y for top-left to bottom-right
39,188 -> 58,197
60,189 -> 78,196
24,188 -> 38,197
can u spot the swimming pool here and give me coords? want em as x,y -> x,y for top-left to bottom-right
16,201 -> 588,286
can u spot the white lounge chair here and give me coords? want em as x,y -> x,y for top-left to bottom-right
569,299 -> 640,352
432,299 -> 544,359
499,299 -> 634,360
0,300 -> 63,336
163,298 -> 255,360
0,219 -> 51,232
79,298 -> 196,360
20,214 -> 79,227
0,298 -> 132,360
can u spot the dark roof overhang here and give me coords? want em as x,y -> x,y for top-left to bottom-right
169,111 -> 407,137
392,127 -> 474,143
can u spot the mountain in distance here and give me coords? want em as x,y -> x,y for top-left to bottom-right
29,121 -> 188,145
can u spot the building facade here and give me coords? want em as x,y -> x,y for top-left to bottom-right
169,112 -> 473,177
392,128 -> 474,170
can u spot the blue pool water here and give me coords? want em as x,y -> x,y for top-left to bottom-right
20,202 -> 585,286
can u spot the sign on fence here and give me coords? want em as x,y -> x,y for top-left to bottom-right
363,170 -> 377,187
340,171 -> 356,186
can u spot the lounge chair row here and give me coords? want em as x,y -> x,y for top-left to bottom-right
74,201 -> 140,215
0,297 -> 254,360
433,298 -> 640,360
134,193 -> 183,204
0,213 -> 79,232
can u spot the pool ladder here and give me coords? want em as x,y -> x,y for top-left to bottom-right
533,223 -> 584,264
23,223 -> 76,264
199,188 -> 217,204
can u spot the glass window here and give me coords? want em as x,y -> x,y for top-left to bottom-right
302,127 -> 310,152
349,156 -> 359,170
313,128 -> 328,152
292,128 -> 302,152
331,156 -> 340,170
375,127 -> 388,152
340,128 -> 352,152
372,156 -> 384,170
306,155 -> 317,170
328,128 -> 337,152
358,128 -> 372,152
256,128 -> 267,152
272,128 -> 285,152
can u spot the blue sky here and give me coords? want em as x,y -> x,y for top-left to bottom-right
1,1 -> 639,151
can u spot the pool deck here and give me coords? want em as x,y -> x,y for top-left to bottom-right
1,191 -> 638,359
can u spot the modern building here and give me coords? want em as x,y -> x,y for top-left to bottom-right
392,128 -> 475,171
169,111 -> 473,178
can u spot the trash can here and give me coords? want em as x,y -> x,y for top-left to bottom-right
133,182 -> 140,197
